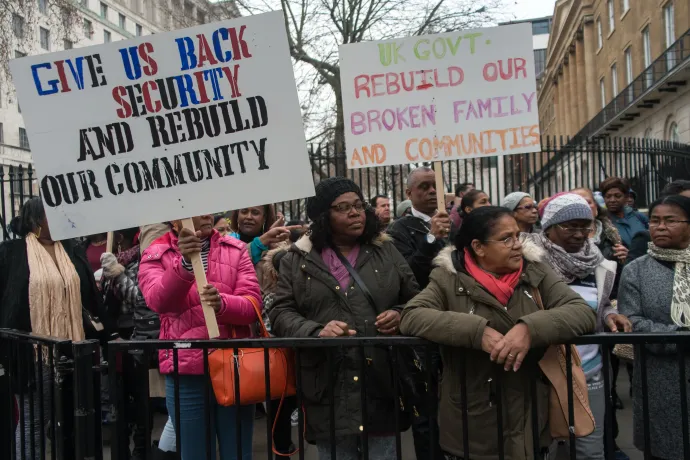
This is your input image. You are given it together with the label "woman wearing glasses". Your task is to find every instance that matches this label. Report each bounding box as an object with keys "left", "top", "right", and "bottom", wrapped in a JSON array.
[
  {"left": 521, "top": 194, "right": 631, "bottom": 460},
  {"left": 503, "top": 192, "right": 540, "bottom": 234},
  {"left": 270, "top": 177, "right": 419, "bottom": 460},
  {"left": 619, "top": 194, "right": 690, "bottom": 460},
  {"left": 401, "top": 205, "right": 597, "bottom": 460}
]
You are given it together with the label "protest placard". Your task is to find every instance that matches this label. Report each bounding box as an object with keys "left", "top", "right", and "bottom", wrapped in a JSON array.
[
  {"left": 10, "top": 10, "right": 314, "bottom": 241},
  {"left": 339, "top": 23, "right": 540, "bottom": 170}
]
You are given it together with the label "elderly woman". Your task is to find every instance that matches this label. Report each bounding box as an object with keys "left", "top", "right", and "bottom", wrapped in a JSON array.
[
  {"left": 400, "top": 206, "right": 597, "bottom": 460},
  {"left": 522, "top": 194, "right": 631, "bottom": 460},
  {"left": 270, "top": 177, "right": 419, "bottom": 460},
  {"left": 619, "top": 195, "right": 690, "bottom": 459},
  {"left": 138, "top": 214, "right": 262, "bottom": 460},
  {"left": 503, "top": 191, "right": 539, "bottom": 233}
]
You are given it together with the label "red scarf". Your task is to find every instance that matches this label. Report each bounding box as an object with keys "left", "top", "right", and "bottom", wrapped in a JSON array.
[{"left": 463, "top": 249, "right": 523, "bottom": 306}]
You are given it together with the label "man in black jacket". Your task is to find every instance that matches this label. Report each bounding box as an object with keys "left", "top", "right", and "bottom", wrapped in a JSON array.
[
  {"left": 388, "top": 166, "right": 451, "bottom": 460},
  {"left": 389, "top": 167, "right": 452, "bottom": 289}
]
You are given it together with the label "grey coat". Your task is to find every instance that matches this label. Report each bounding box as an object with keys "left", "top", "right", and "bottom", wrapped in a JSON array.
[{"left": 619, "top": 255, "right": 690, "bottom": 459}]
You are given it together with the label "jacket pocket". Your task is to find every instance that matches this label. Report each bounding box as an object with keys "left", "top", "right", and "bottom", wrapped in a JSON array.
[{"left": 297, "top": 350, "right": 331, "bottom": 404}]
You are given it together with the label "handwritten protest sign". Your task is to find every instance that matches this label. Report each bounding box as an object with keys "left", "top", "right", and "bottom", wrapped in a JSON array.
[
  {"left": 10, "top": 11, "right": 313, "bottom": 241},
  {"left": 339, "top": 23, "right": 540, "bottom": 169}
]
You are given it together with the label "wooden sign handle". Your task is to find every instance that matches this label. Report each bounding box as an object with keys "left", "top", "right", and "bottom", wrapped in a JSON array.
[
  {"left": 106, "top": 232, "right": 114, "bottom": 253},
  {"left": 180, "top": 218, "right": 220, "bottom": 339},
  {"left": 434, "top": 162, "right": 445, "bottom": 213}
]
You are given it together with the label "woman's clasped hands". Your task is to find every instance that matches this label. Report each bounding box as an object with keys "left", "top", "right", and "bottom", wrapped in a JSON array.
[{"left": 481, "top": 323, "right": 532, "bottom": 372}]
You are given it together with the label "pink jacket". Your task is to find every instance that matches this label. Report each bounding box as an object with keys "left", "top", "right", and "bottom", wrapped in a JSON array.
[{"left": 138, "top": 230, "right": 262, "bottom": 375}]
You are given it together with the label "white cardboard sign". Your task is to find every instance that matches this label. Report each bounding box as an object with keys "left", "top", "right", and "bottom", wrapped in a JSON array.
[
  {"left": 10, "top": 11, "right": 313, "bottom": 240},
  {"left": 339, "top": 23, "right": 541, "bottom": 169}
]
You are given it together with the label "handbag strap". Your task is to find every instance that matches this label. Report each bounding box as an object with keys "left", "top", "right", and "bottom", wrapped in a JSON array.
[
  {"left": 531, "top": 287, "right": 582, "bottom": 368},
  {"left": 230, "top": 295, "right": 270, "bottom": 339},
  {"left": 333, "top": 249, "right": 377, "bottom": 310}
]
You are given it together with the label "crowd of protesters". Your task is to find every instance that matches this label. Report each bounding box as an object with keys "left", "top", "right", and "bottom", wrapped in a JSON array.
[{"left": 2, "top": 173, "right": 690, "bottom": 460}]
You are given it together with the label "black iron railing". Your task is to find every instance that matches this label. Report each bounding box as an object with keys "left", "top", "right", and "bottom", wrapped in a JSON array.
[{"left": 2, "top": 329, "right": 690, "bottom": 460}]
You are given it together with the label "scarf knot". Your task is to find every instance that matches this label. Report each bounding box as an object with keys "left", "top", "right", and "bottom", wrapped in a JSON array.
[{"left": 648, "top": 243, "right": 690, "bottom": 327}]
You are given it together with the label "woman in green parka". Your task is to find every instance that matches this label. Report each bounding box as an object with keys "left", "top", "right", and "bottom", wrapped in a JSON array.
[{"left": 400, "top": 206, "right": 597, "bottom": 460}]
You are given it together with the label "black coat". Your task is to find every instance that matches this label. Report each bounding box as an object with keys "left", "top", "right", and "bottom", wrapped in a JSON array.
[
  {"left": 388, "top": 215, "right": 451, "bottom": 289},
  {"left": 0, "top": 238, "right": 114, "bottom": 388}
]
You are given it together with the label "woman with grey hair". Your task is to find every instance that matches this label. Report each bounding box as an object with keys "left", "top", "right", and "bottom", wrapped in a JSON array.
[{"left": 503, "top": 192, "right": 539, "bottom": 233}]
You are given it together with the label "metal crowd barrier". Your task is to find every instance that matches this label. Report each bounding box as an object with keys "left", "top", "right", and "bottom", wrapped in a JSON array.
[{"left": 2, "top": 329, "right": 689, "bottom": 460}]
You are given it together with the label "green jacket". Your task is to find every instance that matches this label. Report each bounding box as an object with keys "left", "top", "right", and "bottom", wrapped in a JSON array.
[
  {"left": 269, "top": 234, "right": 420, "bottom": 441},
  {"left": 400, "top": 247, "right": 596, "bottom": 460}
]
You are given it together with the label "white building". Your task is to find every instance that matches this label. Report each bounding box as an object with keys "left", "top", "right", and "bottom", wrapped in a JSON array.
[{"left": 0, "top": 0, "right": 238, "bottom": 235}]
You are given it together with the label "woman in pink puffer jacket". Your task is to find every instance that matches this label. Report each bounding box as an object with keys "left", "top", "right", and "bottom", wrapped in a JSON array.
[{"left": 139, "top": 214, "right": 261, "bottom": 460}]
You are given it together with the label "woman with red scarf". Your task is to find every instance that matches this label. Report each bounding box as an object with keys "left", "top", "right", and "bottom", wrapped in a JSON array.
[{"left": 400, "top": 206, "right": 596, "bottom": 460}]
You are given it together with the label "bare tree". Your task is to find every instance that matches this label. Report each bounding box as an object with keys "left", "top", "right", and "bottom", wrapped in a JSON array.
[
  {"left": 0, "top": 0, "right": 81, "bottom": 84},
  {"left": 236, "top": 0, "right": 504, "bottom": 175}
]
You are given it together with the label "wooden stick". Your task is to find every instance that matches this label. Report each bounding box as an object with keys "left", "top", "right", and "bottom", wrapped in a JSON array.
[
  {"left": 180, "top": 218, "right": 220, "bottom": 339},
  {"left": 433, "top": 161, "right": 445, "bottom": 212},
  {"left": 106, "top": 232, "right": 114, "bottom": 253}
]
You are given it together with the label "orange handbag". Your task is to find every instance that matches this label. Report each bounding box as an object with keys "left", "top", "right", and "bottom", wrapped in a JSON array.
[{"left": 208, "top": 296, "right": 297, "bottom": 406}]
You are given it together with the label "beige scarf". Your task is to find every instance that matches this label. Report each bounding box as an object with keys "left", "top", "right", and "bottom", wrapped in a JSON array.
[{"left": 26, "top": 233, "right": 85, "bottom": 341}]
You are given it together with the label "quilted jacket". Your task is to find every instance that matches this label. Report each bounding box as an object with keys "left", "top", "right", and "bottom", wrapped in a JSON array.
[{"left": 138, "top": 230, "right": 262, "bottom": 375}]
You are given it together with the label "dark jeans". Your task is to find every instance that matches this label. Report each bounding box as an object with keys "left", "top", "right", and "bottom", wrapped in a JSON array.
[{"left": 267, "top": 396, "right": 297, "bottom": 458}]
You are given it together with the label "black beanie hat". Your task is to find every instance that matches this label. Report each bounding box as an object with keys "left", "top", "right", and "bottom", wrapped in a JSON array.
[{"left": 307, "top": 177, "right": 363, "bottom": 220}]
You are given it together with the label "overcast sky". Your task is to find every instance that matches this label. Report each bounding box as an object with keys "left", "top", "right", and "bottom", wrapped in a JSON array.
[{"left": 504, "top": 0, "right": 557, "bottom": 21}]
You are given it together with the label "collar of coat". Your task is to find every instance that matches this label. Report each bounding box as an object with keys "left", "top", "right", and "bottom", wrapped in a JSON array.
[{"left": 292, "top": 232, "right": 391, "bottom": 254}]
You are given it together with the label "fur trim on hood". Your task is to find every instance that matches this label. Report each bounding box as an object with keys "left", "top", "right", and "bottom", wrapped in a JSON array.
[
  {"left": 293, "top": 232, "right": 392, "bottom": 254},
  {"left": 433, "top": 241, "right": 545, "bottom": 276}
]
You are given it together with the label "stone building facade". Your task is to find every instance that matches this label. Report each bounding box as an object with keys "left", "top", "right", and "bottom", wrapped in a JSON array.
[{"left": 537, "top": 0, "right": 690, "bottom": 142}]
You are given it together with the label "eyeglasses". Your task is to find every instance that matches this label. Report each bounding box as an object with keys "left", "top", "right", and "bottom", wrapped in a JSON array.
[
  {"left": 515, "top": 204, "right": 537, "bottom": 211},
  {"left": 649, "top": 219, "right": 690, "bottom": 228},
  {"left": 331, "top": 201, "right": 366, "bottom": 214},
  {"left": 485, "top": 234, "right": 523, "bottom": 248},
  {"left": 557, "top": 224, "right": 594, "bottom": 235}
]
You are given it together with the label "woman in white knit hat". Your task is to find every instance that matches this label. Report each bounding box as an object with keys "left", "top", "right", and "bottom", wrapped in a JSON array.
[
  {"left": 522, "top": 193, "right": 631, "bottom": 460},
  {"left": 503, "top": 192, "right": 539, "bottom": 234}
]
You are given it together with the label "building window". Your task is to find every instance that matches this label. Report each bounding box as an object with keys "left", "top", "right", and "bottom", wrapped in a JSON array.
[
  {"left": 39, "top": 27, "right": 50, "bottom": 50},
  {"left": 83, "top": 19, "right": 93, "bottom": 37},
  {"left": 12, "top": 14, "right": 25, "bottom": 39},
  {"left": 531, "top": 20, "right": 550, "bottom": 35},
  {"left": 600, "top": 78, "right": 606, "bottom": 109},
  {"left": 119, "top": 13, "right": 126, "bottom": 29},
  {"left": 668, "top": 122, "right": 680, "bottom": 143},
  {"left": 664, "top": 2, "right": 675, "bottom": 47},
  {"left": 534, "top": 49, "right": 546, "bottom": 79},
  {"left": 624, "top": 47, "right": 633, "bottom": 83},
  {"left": 596, "top": 19, "right": 603, "bottom": 50},
  {"left": 607, "top": 0, "right": 615, "bottom": 33},
  {"left": 621, "top": 0, "right": 629, "bottom": 14},
  {"left": 197, "top": 10, "right": 206, "bottom": 24},
  {"left": 38, "top": 0, "right": 48, "bottom": 14},
  {"left": 64, "top": 39, "right": 73, "bottom": 49},
  {"left": 0, "top": 123, "right": 3, "bottom": 144},
  {"left": 100, "top": 2, "right": 108, "bottom": 19},
  {"left": 136, "top": 24, "right": 142, "bottom": 36},
  {"left": 104, "top": 30, "right": 111, "bottom": 43},
  {"left": 642, "top": 26, "right": 652, "bottom": 88},
  {"left": 19, "top": 128, "right": 30, "bottom": 149},
  {"left": 611, "top": 64, "right": 618, "bottom": 96}
]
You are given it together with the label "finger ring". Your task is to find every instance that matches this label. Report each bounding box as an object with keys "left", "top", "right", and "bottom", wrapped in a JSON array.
[{"left": 508, "top": 353, "right": 515, "bottom": 358}]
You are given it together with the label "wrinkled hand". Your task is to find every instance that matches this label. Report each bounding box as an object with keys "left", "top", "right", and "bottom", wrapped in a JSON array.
[
  {"left": 481, "top": 326, "right": 504, "bottom": 355},
  {"left": 375, "top": 310, "right": 401, "bottom": 335},
  {"left": 100, "top": 252, "right": 124, "bottom": 279},
  {"left": 259, "top": 225, "right": 303, "bottom": 248},
  {"left": 606, "top": 313, "right": 632, "bottom": 333},
  {"left": 612, "top": 244, "right": 628, "bottom": 263},
  {"left": 319, "top": 321, "right": 357, "bottom": 337},
  {"left": 491, "top": 323, "right": 532, "bottom": 372},
  {"left": 430, "top": 211, "right": 451, "bottom": 240},
  {"left": 178, "top": 227, "right": 203, "bottom": 263},
  {"left": 200, "top": 284, "right": 222, "bottom": 313}
]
